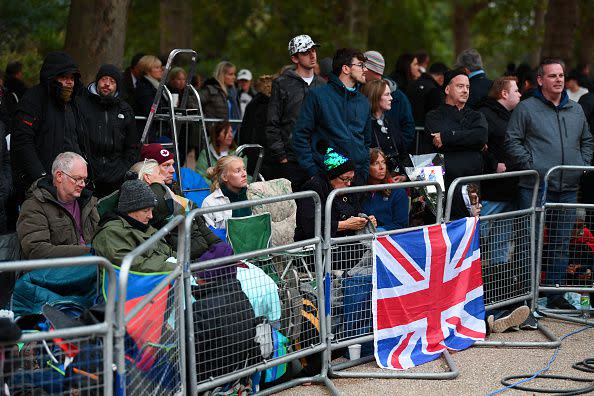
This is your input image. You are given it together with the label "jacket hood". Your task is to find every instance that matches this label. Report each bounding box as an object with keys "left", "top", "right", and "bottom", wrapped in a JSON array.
[
  {"left": 28, "top": 175, "right": 94, "bottom": 207},
  {"left": 87, "top": 82, "right": 120, "bottom": 103},
  {"left": 383, "top": 76, "right": 399, "bottom": 93},
  {"left": 534, "top": 86, "right": 570, "bottom": 109},
  {"left": 39, "top": 51, "right": 83, "bottom": 98},
  {"left": 39, "top": 52, "right": 81, "bottom": 84}
]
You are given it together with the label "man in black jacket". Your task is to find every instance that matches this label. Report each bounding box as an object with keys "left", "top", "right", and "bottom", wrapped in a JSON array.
[
  {"left": 80, "top": 64, "right": 139, "bottom": 198},
  {"left": 265, "top": 34, "right": 325, "bottom": 189},
  {"left": 11, "top": 52, "right": 88, "bottom": 203},
  {"left": 423, "top": 68, "right": 488, "bottom": 219}
]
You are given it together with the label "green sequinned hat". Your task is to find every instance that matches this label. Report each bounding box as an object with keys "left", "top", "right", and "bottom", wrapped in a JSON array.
[{"left": 324, "top": 147, "right": 354, "bottom": 180}]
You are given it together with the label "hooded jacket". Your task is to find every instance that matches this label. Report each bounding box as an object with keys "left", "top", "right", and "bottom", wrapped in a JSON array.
[
  {"left": 11, "top": 52, "right": 88, "bottom": 190},
  {"left": 505, "top": 89, "right": 593, "bottom": 192},
  {"left": 292, "top": 73, "right": 372, "bottom": 179},
  {"left": 11, "top": 52, "right": 88, "bottom": 192},
  {"left": 16, "top": 176, "right": 99, "bottom": 259},
  {"left": 92, "top": 211, "right": 175, "bottom": 273},
  {"left": 265, "top": 69, "right": 326, "bottom": 162},
  {"left": 80, "top": 80, "right": 139, "bottom": 198}
]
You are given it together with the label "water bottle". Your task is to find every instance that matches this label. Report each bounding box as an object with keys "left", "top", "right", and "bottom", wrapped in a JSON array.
[{"left": 580, "top": 293, "right": 591, "bottom": 318}]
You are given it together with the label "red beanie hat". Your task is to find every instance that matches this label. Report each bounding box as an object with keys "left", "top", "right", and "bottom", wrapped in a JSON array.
[{"left": 140, "top": 144, "right": 174, "bottom": 164}]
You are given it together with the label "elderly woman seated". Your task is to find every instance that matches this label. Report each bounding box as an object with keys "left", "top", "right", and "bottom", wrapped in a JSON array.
[
  {"left": 92, "top": 179, "right": 176, "bottom": 273},
  {"left": 131, "top": 159, "right": 222, "bottom": 259}
]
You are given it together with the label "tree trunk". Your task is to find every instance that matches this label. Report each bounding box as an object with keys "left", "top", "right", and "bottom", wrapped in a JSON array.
[
  {"left": 64, "top": 0, "right": 130, "bottom": 85},
  {"left": 160, "top": 0, "right": 193, "bottom": 63},
  {"left": 451, "top": 0, "right": 488, "bottom": 60},
  {"left": 527, "top": 0, "right": 547, "bottom": 68},
  {"left": 541, "top": 0, "right": 579, "bottom": 63},
  {"left": 331, "top": 0, "right": 369, "bottom": 51},
  {"left": 577, "top": 0, "right": 594, "bottom": 67}
]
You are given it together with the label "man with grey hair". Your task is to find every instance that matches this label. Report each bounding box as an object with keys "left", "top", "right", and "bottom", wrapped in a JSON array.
[
  {"left": 17, "top": 151, "right": 99, "bottom": 259},
  {"left": 455, "top": 48, "right": 492, "bottom": 108}
]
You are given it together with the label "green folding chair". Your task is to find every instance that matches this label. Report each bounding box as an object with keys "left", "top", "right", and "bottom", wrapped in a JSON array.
[{"left": 226, "top": 212, "right": 280, "bottom": 282}]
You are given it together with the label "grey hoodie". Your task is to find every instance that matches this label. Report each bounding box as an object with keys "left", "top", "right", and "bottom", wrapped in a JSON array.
[{"left": 505, "top": 90, "right": 593, "bottom": 192}]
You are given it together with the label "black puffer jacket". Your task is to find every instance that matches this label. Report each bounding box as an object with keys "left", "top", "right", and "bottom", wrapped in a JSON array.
[
  {"left": 11, "top": 52, "right": 88, "bottom": 193},
  {"left": 80, "top": 83, "right": 139, "bottom": 198},
  {"left": 198, "top": 78, "right": 229, "bottom": 120},
  {"left": 265, "top": 69, "right": 325, "bottom": 163},
  {"left": 476, "top": 97, "right": 518, "bottom": 201}
]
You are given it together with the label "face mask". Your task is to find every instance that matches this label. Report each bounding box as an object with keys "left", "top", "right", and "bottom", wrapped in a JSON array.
[{"left": 60, "top": 85, "right": 73, "bottom": 102}]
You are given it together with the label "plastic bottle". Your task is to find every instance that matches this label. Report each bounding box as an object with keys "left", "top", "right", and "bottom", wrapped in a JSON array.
[{"left": 580, "top": 293, "right": 591, "bottom": 318}]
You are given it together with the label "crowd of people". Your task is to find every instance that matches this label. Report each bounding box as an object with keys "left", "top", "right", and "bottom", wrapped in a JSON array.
[{"left": 0, "top": 33, "right": 593, "bottom": 391}]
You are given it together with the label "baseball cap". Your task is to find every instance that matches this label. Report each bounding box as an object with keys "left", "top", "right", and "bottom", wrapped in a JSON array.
[
  {"left": 237, "top": 69, "right": 252, "bottom": 81},
  {"left": 288, "top": 35, "right": 320, "bottom": 56}
]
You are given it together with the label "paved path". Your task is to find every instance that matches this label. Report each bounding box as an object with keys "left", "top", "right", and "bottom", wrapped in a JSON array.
[{"left": 277, "top": 318, "right": 594, "bottom": 395}]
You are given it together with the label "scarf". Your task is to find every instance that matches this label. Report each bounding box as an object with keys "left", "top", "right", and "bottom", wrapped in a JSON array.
[{"left": 220, "top": 184, "right": 252, "bottom": 218}]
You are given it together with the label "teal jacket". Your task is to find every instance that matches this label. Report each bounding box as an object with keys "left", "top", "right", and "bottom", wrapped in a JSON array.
[{"left": 292, "top": 73, "right": 371, "bottom": 179}]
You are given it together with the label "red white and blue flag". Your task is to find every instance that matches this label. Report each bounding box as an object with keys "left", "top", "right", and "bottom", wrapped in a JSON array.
[{"left": 372, "top": 217, "right": 485, "bottom": 370}]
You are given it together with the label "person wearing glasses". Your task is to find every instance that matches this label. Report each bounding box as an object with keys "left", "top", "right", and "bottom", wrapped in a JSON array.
[
  {"left": 292, "top": 48, "right": 372, "bottom": 185},
  {"left": 16, "top": 151, "right": 99, "bottom": 260},
  {"left": 294, "top": 145, "right": 376, "bottom": 241}
]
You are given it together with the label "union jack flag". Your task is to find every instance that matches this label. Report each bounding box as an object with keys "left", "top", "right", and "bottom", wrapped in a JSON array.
[{"left": 372, "top": 217, "right": 485, "bottom": 370}]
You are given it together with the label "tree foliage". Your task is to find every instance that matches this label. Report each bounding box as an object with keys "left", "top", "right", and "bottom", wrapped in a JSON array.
[{"left": 2, "top": 0, "right": 593, "bottom": 85}]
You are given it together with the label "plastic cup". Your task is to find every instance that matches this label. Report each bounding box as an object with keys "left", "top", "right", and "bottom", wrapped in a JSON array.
[{"left": 348, "top": 344, "right": 362, "bottom": 360}]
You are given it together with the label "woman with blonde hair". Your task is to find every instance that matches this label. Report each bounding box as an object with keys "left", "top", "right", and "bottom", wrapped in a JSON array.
[
  {"left": 133, "top": 55, "right": 164, "bottom": 139},
  {"left": 198, "top": 61, "right": 241, "bottom": 120},
  {"left": 201, "top": 155, "right": 250, "bottom": 229}
]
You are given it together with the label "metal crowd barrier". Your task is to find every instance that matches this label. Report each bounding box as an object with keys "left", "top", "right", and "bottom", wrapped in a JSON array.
[
  {"left": 445, "top": 171, "right": 560, "bottom": 348},
  {"left": 536, "top": 165, "right": 594, "bottom": 326},
  {"left": 183, "top": 192, "right": 339, "bottom": 395},
  {"left": 324, "top": 181, "right": 461, "bottom": 380},
  {"left": 115, "top": 215, "right": 187, "bottom": 396},
  {"left": 1, "top": 256, "right": 116, "bottom": 395}
]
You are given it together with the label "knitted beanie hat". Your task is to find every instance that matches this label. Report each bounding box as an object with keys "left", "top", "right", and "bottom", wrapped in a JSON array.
[
  {"left": 118, "top": 179, "right": 157, "bottom": 213},
  {"left": 95, "top": 64, "right": 122, "bottom": 89},
  {"left": 140, "top": 144, "right": 174, "bottom": 164},
  {"left": 324, "top": 147, "right": 355, "bottom": 180},
  {"left": 364, "top": 50, "right": 385, "bottom": 75}
]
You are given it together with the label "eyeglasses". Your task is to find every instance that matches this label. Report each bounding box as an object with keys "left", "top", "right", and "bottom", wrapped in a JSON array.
[
  {"left": 62, "top": 171, "right": 89, "bottom": 186},
  {"left": 337, "top": 175, "right": 354, "bottom": 183},
  {"left": 350, "top": 63, "right": 367, "bottom": 70},
  {"left": 376, "top": 118, "right": 388, "bottom": 134}
]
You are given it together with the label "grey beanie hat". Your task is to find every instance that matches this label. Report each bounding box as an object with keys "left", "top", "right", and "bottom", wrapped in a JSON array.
[{"left": 118, "top": 179, "right": 157, "bottom": 213}]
